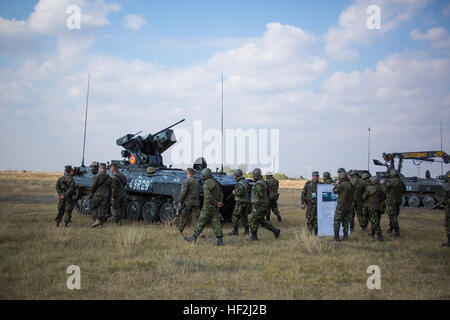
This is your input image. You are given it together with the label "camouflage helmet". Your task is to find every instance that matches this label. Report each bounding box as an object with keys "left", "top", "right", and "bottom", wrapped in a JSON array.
[
  {"left": 337, "top": 167, "right": 346, "bottom": 174},
  {"left": 390, "top": 169, "right": 399, "bottom": 177},
  {"left": 323, "top": 171, "right": 331, "bottom": 179},
  {"left": 99, "top": 163, "right": 107, "bottom": 169},
  {"left": 312, "top": 171, "right": 319, "bottom": 177},
  {"left": 265, "top": 171, "right": 273, "bottom": 176},
  {"left": 446, "top": 170, "right": 450, "bottom": 182},
  {"left": 252, "top": 168, "right": 262, "bottom": 178},
  {"left": 369, "top": 176, "right": 379, "bottom": 184},
  {"left": 350, "top": 170, "right": 358, "bottom": 176},
  {"left": 338, "top": 171, "right": 347, "bottom": 179},
  {"left": 64, "top": 165, "right": 73, "bottom": 173},
  {"left": 234, "top": 169, "right": 243, "bottom": 177},
  {"left": 201, "top": 168, "right": 212, "bottom": 178},
  {"left": 90, "top": 161, "right": 99, "bottom": 168},
  {"left": 361, "top": 172, "right": 371, "bottom": 180}
]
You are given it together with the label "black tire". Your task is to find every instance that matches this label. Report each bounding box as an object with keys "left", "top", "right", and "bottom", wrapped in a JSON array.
[
  {"left": 159, "top": 203, "right": 175, "bottom": 223},
  {"left": 80, "top": 196, "right": 91, "bottom": 215},
  {"left": 142, "top": 201, "right": 159, "bottom": 223},
  {"left": 408, "top": 195, "right": 420, "bottom": 208},
  {"left": 127, "top": 201, "right": 142, "bottom": 221},
  {"left": 422, "top": 195, "right": 435, "bottom": 209}
]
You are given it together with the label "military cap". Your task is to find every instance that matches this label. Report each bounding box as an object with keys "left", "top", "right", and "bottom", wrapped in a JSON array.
[
  {"left": 65, "top": 165, "right": 73, "bottom": 173},
  {"left": 361, "top": 172, "right": 371, "bottom": 180},
  {"left": 312, "top": 171, "right": 319, "bottom": 177},
  {"left": 338, "top": 171, "right": 347, "bottom": 179},
  {"left": 337, "top": 167, "right": 346, "bottom": 174},
  {"left": 350, "top": 170, "right": 359, "bottom": 176},
  {"left": 99, "top": 163, "right": 107, "bottom": 169},
  {"left": 252, "top": 168, "right": 262, "bottom": 178},
  {"left": 323, "top": 171, "right": 331, "bottom": 179},
  {"left": 90, "top": 161, "right": 99, "bottom": 168},
  {"left": 369, "top": 176, "right": 379, "bottom": 184},
  {"left": 234, "top": 169, "right": 243, "bottom": 177},
  {"left": 201, "top": 168, "right": 212, "bottom": 177},
  {"left": 265, "top": 171, "right": 273, "bottom": 176}
]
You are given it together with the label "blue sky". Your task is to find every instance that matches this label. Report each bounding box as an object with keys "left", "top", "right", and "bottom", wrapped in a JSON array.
[{"left": 0, "top": 0, "right": 449, "bottom": 177}]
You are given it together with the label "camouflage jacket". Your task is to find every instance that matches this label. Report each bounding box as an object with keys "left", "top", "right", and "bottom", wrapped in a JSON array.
[
  {"left": 251, "top": 178, "right": 269, "bottom": 205},
  {"left": 90, "top": 173, "right": 112, "bottom": 198},
  {"left": 178, "top": 176, "right": 200, "bottom": 206},
  {"left": 333, "top": 178, "right": 354, "bottom": 208},
  {"left": 350, "top": 177, "right": 366, "bottom": 202},
  {"left": 267, "top": 177, "right": 279, "bottom": 199},
  {"left": 323, "top": 179, "right": 334, "bottom": 184},
  {"left": 386, "top": 177, "right": 406, "bottom": 202},
  {"left": 442, "top": 182, "right": 450, "bottom": 207},
  {"left": 56, "top": 174, "right": 75, "bottom": 199},
  {"left": 111, "top": 172, "right": 127, "bottom": 200},
  {"left": 203, "top": 177, "right": 223, "bottom": 208},
  {"left": 362, "top": 184, "right": 386, "bottom": 210},
  {"left": 301, "top": 180, "right": 321, "bottom": 205},
  {"left": 234, "top": 178, "right": 250, "bottom": 203}
]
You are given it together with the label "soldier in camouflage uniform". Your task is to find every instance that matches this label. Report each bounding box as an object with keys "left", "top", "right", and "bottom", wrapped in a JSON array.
[
  {"left": 55, "top": 165, "right": 76, "bottom": 227},
  {"left": 301, "top": 171, "right": 321, "bottom": 235},
  {"left": 363, "top": 176, "right": 385, "bottom": 241},
  {"left": 442, "top": 171, "right": 450, "bottom": 247},
  {"left": 323, "top": 171, "right": 333, "bottom": 184},
  {"left": 89, "top": 163, "right": 113, "bottom": 228},
  {"left": 228, "top": 169, "right": 250, "bottom": 236},
  {"left": 266, "top": 172, "right": 282, "bottom": 222},
  {"left": 110, "top": 164, "right": 128, "bottom": 225},
  {"left": 184, "top": 168, "right": 224, "bottom": 246},
  {"left": 385, "top": 169, "right": 406, "bottom": 238},
  {"left": 177, "top": 168, "right": 200, "bottom": 233},
  {"left": 360, "top": 172, "right": 371, "bottom": 231},
  {"left": 248, "top": 168, "right": 280, "bottom": 240},
  {"left": 332, "top": 171, "right": 354, "bottom": 241},
  {"left": 349, "top": 170, "right": 368, "bottom": 231}
]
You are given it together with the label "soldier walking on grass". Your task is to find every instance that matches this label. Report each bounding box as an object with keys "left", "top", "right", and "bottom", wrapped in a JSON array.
[
  {"left": 362, "top": 176, "right": 386, "bottom": 241},
  {"left": 248, "top": 168, "right": 280, "bottom": 241},
  {"left": 442, "top": 171, "right": 450, "bottom": 247},
  {"left": 177, "top": 168, "right": 200, "bottom": 234},
  {"left": 349, "top": 170, "right": 368, "bottom": 231},
  {"left": 55, "top": 165, "right": 76, "bottom": 227},
  {"left": 228, "top": 169, "right": 251, "bottom": 236},
  {"left": 266, "top": 172, "right": 282, "bottom": 222},
  {"left": 184, "top": 168, "right": 224, "bottom": 246},
  {"left": 110, "top": 164, "right": 127, "bottom": 226},
  {"left": 89, "top": 163, "right": 112, "bottom": 228},
  {"left": 332, "top": 170, "right": 354, "bottom": 241},
  {"left": 301, "top": 171, "right": 321, "bottom": 235},
  {"left": 385, "top": 169, "right": 406, "bottom": 238}
]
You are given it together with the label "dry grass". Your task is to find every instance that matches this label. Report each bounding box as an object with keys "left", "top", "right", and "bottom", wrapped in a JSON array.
[{"left": 0, "top": 173, "right": 449, "bottom": 300}]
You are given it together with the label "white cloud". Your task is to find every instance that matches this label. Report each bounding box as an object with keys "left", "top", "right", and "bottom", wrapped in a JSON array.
[
  {"left": 123, "top": 14, "right": 147, "bottom": 30},
  {"left": 410, "top": 27, "right": 450, "bottom": 49}
]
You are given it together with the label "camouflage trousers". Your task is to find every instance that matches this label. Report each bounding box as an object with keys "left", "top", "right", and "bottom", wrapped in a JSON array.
[
  {"left": 56, "top": 198, "right": 74, "bottom": 224},
  {"left": 368, "top": 208, "right": 383, "bottom": 235},
  {"left": 386, "top": 199, "right": 402, "bottom": 231},
  {"left": 305, "top": 203, "right": 317, "bottom": 232},
  {"left": 89, "top": 195, "right": 109, "bottom": 221},
  {"left": 334, "top": 205, "right": 351, "bottom": 236},
  {"left": 445, "top": 205, "right": 450, "bottom": 239},
  {"left": 112, "top": 197, "right": 127, "bottom": 223},
  {"left": 178, "top": 205, "right": 200, "bottom": 232},
  {"left": 267, "top": 198, "right": 280, "bottom": 220},
  {"left": 352, "top": 201, "right": 367, "bottom": 229},
  {"left": 249, "top": 203, "right": 274, "bottom": 234},
  {"left": 231, "top": 202, "right": 250, "bottom": 228},
  {"left": 193, "top": 205, "right": 223, "bottom": 238}
]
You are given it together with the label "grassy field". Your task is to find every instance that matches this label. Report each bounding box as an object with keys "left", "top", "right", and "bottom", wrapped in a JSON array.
[{"left": 0, "top": 172, "right": 449, "bottom": 299}]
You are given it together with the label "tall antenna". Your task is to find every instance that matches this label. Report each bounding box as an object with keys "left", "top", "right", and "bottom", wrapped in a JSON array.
[
  {"left": 221, "top": 73, "right": 224, "bottom": 173},
  {"left": 81, "top": 73, "right": 90, "bottom": 167},
  {"left": 441, "top": 121, "right": 443, "bottom": 175},
  {"left": 368, "top": 127, "right": 371, "bottom": 172}
]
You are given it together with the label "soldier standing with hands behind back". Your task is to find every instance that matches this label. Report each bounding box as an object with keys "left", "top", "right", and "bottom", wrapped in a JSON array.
[
  {"left": 89, "top": 163, "right": 112, "bottom": 228},
  {"left": 385, "top": 169, "right": 406, "bottom": 238},
  {"left": 110, "top": 164, "right": 127, "bottom": 226},
  {"left": 363, "top": 176, "right": 386, "bottom": 241},
  {"left": 332, "top": 170, "right": 354, "bottom": 242},
  {"left": 301, "top": 171, "right": 321, "bottom": 235},
  {"left": 55, "top": 165, "right": 76, "bottom": 227}
]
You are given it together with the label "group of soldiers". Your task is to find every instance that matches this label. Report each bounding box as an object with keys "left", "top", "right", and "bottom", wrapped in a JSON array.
[
  {"left": 181, "top": 167, "right": 280, "bottom": 246},
  {"left": 55, "top": 162, "right": 128, "bottom": 228},
  {"left": 56, "top": 162, "right": 450, "bottom": 247}
]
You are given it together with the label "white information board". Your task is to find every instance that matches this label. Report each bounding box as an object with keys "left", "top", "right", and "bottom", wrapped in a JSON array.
[{"left": 317, "top": 184, "right": 349, "bottom": 237}]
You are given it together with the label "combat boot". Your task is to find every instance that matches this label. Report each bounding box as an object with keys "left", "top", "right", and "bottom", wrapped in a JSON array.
[
  {"left": 243, "top": 226, "right": 250, "bottom": 235},
  {"left": 248, "top": 232, "right": 258, "bottom": 241},
  {"left": 361, "top": 226, "right": 367, "bottom": 231},
  {"left": 377, "top": 233, "right": 384, "bottom": 242},
  {"left": 271, "top": 226, "right": 280, "bottom": 239},
  {"left": 394, "top": 229, "right": 400, "bottom": 238},
  {"left": 369, "top": 231, "right": 375, "bottom": 239},
  {"left": 342, "top": 234, "right": 349, "bottom": 241},
  {"left": 216, "top": 236, "right": 224, "bottom": 246},
  {"left": 56, "top": 220, "right": 60, "bottom": 227},
  {"left": 91, "top": 219, "right": 101, "bottom": 228},
  {"left": 184, "top": 234, "right": 198, "bottom": 243},
  {"left": 276, "top": 213, "right": 282, "bottom": 222},
  {"left": 64, "top": 221, "right": 70, "bottom": 227},
  {"left": 314, "top": 228, "right": 318, "bottom": 236},
  {"left": 228, "top": 226, "right": 239, "bottom": 236},
  {"left": 332, "top": 230, "right": 340, "bottom": 242},
  {"left": 442, "top": 237, "right": 450, "bottom": 247},
  {"left": 387, "top": 227, "right": 392, "bottom": 235}
]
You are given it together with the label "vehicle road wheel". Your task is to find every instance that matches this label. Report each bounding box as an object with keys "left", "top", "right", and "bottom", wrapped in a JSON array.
[
  {"left": 159, "top": 202, "right": 175, "bottom": 223},
  {"left": 408, "top": 195, "right": 420, "bottom": 208},
  {"left": 80, "top": 196, "right": 91, "bottom": 215},
  {"left": 422, "top": 195, "right": 435, "bottom": 209},
  {"left": 142, "top": 201, "right": 159, "bottom": 223},
  {"left": 127, "top": 201, "right": 142, "bottom": 221}
]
